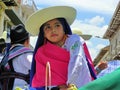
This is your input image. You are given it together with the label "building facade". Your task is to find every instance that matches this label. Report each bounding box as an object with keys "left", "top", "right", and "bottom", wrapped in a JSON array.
[
  {"left": 94, "top": 1, "right": 120, "bottom": 66},
  {"left": 0, "top": 0, "right": 37, "bottom": 39}
]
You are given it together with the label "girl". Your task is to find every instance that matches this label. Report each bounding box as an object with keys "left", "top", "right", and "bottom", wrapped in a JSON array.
[{"left": 25, "top": 6, "right": 96, "bottom": 90}]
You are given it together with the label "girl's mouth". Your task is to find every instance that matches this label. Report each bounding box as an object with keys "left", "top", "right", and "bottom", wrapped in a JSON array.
[{"left": 51, "top": 34, "right": 58, "bottom": 37}]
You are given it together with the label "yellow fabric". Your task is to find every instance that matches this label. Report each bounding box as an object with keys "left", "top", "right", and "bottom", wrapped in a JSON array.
[
  {"left": 15, "top": 87, "right": 22, "bottom": 90},
  {"left": 68, "top": 84, "right": 78, "bottom": 90}
]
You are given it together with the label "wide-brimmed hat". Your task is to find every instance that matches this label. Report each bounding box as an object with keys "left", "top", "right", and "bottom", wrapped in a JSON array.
[
  {"left": 72, "top": 29, "right": 92, "bottom": 40},
  {"left": 25, "top": 6, "right": 76, "bottom": 36},
  {"left": 10, "top": 24, "right": 29, "bottom": 44}
]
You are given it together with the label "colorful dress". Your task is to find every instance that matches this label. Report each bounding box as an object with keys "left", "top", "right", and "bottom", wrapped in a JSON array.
[{"left": 30, "top": 34, "right": 95, "bottom": 90}]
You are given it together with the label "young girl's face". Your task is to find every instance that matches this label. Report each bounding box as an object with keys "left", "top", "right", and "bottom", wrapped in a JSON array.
[{"left": 43, "top": 19, "right": 65, "bottom": 44}]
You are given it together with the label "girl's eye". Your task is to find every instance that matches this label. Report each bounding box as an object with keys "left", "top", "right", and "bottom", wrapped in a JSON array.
[
  {"left": 44, "top": 26, "right": 51, "bottom": 30},
  {"left": 55, "top": 24, "right": 61, "bottom": 28},
  {"left": 47, "top": 26, "right": 51, "bottom": 29}
]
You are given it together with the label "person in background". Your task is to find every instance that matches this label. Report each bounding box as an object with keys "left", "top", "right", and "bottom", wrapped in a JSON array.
[
  {"left": 3, "top": 24, "right": 33, "bottom": 90},
  {"left": 11, "top": 24, "right": 33, "bottom": 90},
  {"left": 0, "top": 38, "right": 6, "bottom": 89},
  {"left": 0, "top": 38, "right": 6, "bottom": 62},
  {"left": 95, "top": 61, "right": 108, "bottom": 74},
  {"left": 72, "top": 29, "right": 92, "bottom": 41},
  {"left": 25, "top": 6, "right": 96, "bottom": 90},
  {"left": 97, "top": 52, "right": 120, "bottom": 78}
]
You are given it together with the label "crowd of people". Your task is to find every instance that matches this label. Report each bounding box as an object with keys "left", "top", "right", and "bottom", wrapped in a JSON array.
[{"left": 0, "top": 5, "right": 120, "bottom": 90}]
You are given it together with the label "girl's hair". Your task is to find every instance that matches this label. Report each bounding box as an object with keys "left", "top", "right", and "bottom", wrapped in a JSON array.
[
  {"left": 0, "top": 38, "right": 6, "bottom": 53},
  {"left": 34, "top": 18, "right": 72, "bottom": 53}
]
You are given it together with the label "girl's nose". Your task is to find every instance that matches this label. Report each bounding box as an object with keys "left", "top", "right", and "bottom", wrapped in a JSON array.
[{"left": 52, "top": 28, "right": 56, "bottom": 32}]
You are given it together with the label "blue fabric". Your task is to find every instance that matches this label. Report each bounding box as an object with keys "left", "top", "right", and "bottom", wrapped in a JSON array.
[
  {"left": 86, "top": 56, "right": 97, "bottom": 79},
  {"left": 97, "top": 60, "right": 120, "bottom": 78},
  {"left": 30, "top": 56, "right": 36, "bottom": 86},
  {"left": 30, "top": 86, "right": 45, "bottom": 90},
  {"left": 6, "top": 43, "right": 11, "bottom": 54}
]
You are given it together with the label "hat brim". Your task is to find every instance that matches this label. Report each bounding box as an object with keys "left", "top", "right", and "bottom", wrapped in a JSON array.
[
  {"left": 73, "top": 30, "right": 92, "bottom": 40},
  {"left": 25, "top": 6, "right": 76, "bottom": 36},
  {"left": 80, "top": 35, "right": 92, "bottom": 40}
]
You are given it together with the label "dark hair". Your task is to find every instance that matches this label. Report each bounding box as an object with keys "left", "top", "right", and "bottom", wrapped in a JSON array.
[
  {"left": 0, "top": 38, "right": 6, "bottom": 53},
  {"left": 12, "top": 37, "right": 29, "bottom": 45},
  {"left": 35, "top": 18, "right": 72, "bottom": 49},
  {"left": 10, "top": 24, "right": 29, "bottom": 44}
]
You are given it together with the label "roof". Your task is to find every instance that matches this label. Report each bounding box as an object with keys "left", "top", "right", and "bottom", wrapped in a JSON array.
[
  {"left": 94, "top": 46, "right": 110, "bottom": 66},
  {"left": 103, "top": 1, "right": 120, "bottom": 39}
]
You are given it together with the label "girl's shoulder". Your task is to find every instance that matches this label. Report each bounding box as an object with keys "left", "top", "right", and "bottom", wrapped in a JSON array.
[{"left": 64, "top": 34, "right": 84, "bottom": 50}]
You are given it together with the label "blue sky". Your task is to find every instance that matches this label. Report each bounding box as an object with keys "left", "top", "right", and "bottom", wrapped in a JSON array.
[{"left": 30, "top": 0, "right": 119, "bottom": 60}]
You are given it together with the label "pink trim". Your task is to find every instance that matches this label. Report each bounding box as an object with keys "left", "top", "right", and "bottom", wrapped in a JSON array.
[{"left": 83, "top": 43, "right": 97, "bottom": 78}]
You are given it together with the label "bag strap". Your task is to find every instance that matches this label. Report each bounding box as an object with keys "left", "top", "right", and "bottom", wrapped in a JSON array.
[
  {"left": 8, "top": 45, "right": 33, "bottom": 60},
  {"left": 0, "top": 46, "right": 18, "bottom": 68},
  {"left": 0, "top": 45, "right": 33, "bottom": 68},
  {"left": 0, "top": 45, "right": 32, "bottom": 90}
]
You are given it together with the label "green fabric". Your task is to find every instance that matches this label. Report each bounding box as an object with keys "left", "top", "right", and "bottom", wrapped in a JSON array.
[{"left": 78, "top": 68, "right": 120, "bottom": 90}]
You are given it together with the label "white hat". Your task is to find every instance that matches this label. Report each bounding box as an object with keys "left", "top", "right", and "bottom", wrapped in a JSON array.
[
  {"left": 25, "top": 6, "right": 76, "bottom": 36},
  {"left": 72, "top": 29, "right": 92, "bottom": 40}
]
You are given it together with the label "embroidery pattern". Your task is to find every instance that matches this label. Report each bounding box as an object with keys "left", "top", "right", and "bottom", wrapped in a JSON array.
[{"left": 71, "top": 41, "right": 78, "bottom": 50}]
